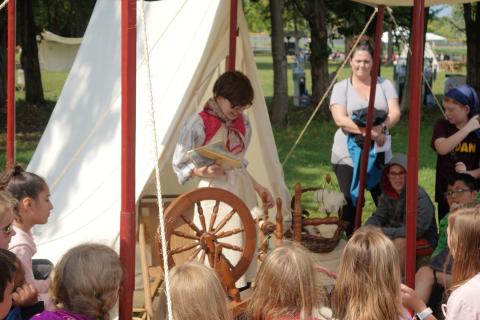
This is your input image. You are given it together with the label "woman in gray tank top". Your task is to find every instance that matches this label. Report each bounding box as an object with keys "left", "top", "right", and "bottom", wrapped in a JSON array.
[{"left": 329, "top": 36, "right": 400, "bottom": 236}]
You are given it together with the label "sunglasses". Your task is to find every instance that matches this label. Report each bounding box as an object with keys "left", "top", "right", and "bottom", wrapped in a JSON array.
[
  {"left": 444, "top": 188, "right": 471, "bottom": 198},
  {"left": 1, "top": 224, "right": 14, "bottom": 236}
]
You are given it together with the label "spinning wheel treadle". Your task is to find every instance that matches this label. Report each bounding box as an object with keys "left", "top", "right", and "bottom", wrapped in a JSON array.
[{"left": 155, "top": 187, "right": 256, "bottom": 282}]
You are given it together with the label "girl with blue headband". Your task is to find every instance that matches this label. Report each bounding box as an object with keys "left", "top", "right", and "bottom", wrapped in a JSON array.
[{"left": 431, "top": 84, "right": 480, "bottom": 221}]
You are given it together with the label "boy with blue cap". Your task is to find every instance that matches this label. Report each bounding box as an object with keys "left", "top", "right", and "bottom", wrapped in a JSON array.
[{"left": 431, "top": 84, "right": 480, "bottom": 220}]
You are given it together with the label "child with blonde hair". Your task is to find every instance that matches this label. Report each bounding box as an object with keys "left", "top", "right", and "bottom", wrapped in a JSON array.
[
  {"left": 402, "top": 205, "right": 480, "bottom": 319},
  {"left": 0, "top": 166, "right": 53, "bottom": 308},
  {"left": 158, "top": 262, "right": 231, "bottom": 320},
  {"left": 0, "top": 191, "right": 16, "bottom": 250},
  {"left": 33, "top": 243, "right": 123, "bottom": 320},
  {"left": 247, "top": 242, "right": 331, "bottom": 320},
  {"left": 331, "top": 226, "right": 410, "bottom": 320}
]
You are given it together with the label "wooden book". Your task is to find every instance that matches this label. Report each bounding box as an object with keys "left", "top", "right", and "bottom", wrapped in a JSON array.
[{"left": 187, "top": 141, "right": 243, "bottom": 169}]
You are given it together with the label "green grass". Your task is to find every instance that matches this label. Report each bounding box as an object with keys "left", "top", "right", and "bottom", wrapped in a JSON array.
[
  {"left": 256, "top": 54, "right": 453, "bottom": 220},
  {"left": 1, "top": 55, "right": 462, "bottom": 223}
]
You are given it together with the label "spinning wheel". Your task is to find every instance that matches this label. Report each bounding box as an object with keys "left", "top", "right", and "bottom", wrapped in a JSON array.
[{"left": 155, "top": 187, "right": 257, "bottom": 283}]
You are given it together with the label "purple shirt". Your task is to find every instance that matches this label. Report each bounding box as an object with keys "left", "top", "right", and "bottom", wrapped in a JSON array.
[{"left": 32, "top": 310, "right": 93, "bottom": 320}]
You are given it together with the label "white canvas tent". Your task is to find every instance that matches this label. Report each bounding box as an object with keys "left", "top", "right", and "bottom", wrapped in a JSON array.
[
  {"left": 38, "top": 30, "right": 82, "bottom": 71},
  {"left": 27, "top": 0, "right": 291, "bottom": 264}
]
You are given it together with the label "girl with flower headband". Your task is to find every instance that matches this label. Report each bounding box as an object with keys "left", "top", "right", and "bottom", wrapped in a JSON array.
[
  {"left": 172, "top": 71, "right": 274, "bottom": 286},
  {"left": 431, "top": 84, "right": 480, "bottom": 221}
]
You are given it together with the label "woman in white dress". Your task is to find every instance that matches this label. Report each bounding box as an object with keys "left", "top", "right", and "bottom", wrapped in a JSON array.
[{"left": 172, "top": 71, "right": 274, "bottom": 286}]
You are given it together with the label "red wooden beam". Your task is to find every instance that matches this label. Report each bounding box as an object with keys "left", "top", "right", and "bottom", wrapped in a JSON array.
[
  {"left": 354, "top": 6, "right": 385, "bottom": 230},
  {"left": 405, "top": 0, "right": 425, "bottom": 289},
  {"left": 119, "top": 0, "right": 136, "bottom": 319},
  {"left": 227, "top": 0, "right": 238, "bottom": 71},
  {"left": 6, "top": 0, "right": 16, "bottom": 168}
]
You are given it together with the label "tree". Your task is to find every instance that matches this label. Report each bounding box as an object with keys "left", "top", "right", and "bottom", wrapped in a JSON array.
[
  {"left": 269, "top": 0, "right": 288, "bottom": 124},
  {"left": 463, "top": 3, "right": 480, "bottom": 94},
  {"left": 0, "top": 11, "right": 7, "bottom": 112},
  {"left": 292, "top": 0, "right": 330, "bottom": 112},
  {"left": 18, "top": 0, "right": 44, "bottom": 105}
]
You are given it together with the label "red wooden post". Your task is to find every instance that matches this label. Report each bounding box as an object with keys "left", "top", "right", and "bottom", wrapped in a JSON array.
[
  {"left": 405, "top": 0, "right": 425, "bottom": 289},
  {"left": 227, "top": 0, "right": 238, "bottom": 71},
  {"left": 354, "top": 6, "right": 385, "bottom": 229},
  {"left": 6, "top": 0, "right": 16, "bottom": 168},
  {"left": 119, "top": 0, "right": 136, "bottom": 319}
]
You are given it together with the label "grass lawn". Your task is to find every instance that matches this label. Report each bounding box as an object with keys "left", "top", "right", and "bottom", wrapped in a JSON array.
[
  {"left": 1, "top": 54, "right": 462, "bottom": 221},
  {"left": 257, "top": 53, "right": 452, "bottom": 219}
]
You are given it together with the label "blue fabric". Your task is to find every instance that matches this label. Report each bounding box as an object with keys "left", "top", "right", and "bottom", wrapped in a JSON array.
[
  {"left": 445, "top": 85, "right": 480, "bottom": 138},
  {"left": 445, "top": 85, "right": 479, "bottom": 118},
  {"left": 6, "top": 306, "right": 22, "bottom": 320},
  {"left": 348, "top": 135, "right": 381, "bottom": 206},
  {"left": 348, "top": 109, "right": 386, "bottom": 206}
]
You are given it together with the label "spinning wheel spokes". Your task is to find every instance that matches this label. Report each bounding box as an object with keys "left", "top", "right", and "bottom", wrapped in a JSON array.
[
  {"left": 217, "top": 242, "right": 243, "bottom": 252},
  {"left": 172, "top": 230, "right": 200, "bottom": 240},
  {"left": 180, "top": 214, "right": 202, "bottom": 235},
  {"left": 213, "top": 209, "right": 236, "bottom": 234},
  {"left": 156, "top": 187, "right": 256, "bottom": 282},
  {"left": 170, "top": 242, "right": 199, "bottom": 255},
  {"left": 187, "top": 247, "right": 202, "bottom": 261},
  {"left": 216, "top": 227, "right": 244, "bottom": 239},
  {"left": 196, "top": 202, "right": 208, "bottom": 231},
  {"left": 208, "top": 200, "right": 221, "bottom": 232}
]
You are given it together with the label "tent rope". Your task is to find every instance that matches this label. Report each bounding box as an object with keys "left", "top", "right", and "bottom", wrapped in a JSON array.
[
  {"left": 0, "top": 0, "right": 8, "bottom": 11},
  {"left": 385, "top": 7, "right": 446, "bottom": 118},
  {"left": 139, "top": 1, "right": 173, "bottom": 320},
  {"left": 282, "top": 7, "right": 378, "bottom": 166}
]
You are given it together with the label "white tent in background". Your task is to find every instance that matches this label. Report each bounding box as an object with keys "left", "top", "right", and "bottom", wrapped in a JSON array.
[
  {"left": 381, "top": 28, "right": 447, "bottom": 45},
  {"left": 38, "top": 30, "right": 82, "bottom": 71},
  {"left": 28, "top": 0, "right": 291, "bottom": 264}
]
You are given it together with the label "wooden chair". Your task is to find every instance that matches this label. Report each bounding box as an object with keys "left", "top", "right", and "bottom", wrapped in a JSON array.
[
  {"left": 292, "top": 182, "right": 348, "bottom": 253},
  {"left": 133, "top": 224, "right": 163, "bottom": 320}
]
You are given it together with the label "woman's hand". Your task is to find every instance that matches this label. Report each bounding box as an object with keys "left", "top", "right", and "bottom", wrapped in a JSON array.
[
  {"left": 193, "top": 164, "right": 225, "bottom": 178},
  {"left": 12, "top": 283, "right": 38, "bottom": 307},
  {"left": 254, "top": 185, "right": 274, "bottom": 209}
]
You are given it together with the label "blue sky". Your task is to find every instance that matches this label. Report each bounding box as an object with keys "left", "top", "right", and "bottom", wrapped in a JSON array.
[{"left": 432, "top": 5, "right": 452, "bottom": 17}]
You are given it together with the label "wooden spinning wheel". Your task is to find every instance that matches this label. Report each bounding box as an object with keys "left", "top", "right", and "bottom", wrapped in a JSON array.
[{"left": 155, "top": 187, "right": 257, "bottom": 284}]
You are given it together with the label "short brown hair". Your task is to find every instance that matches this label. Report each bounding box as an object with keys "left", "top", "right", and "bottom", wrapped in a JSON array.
[{"left": 213, "top": 71, "right": 254, "bottom": 107}]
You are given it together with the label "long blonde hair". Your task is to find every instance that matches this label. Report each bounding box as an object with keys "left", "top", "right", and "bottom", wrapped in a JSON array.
[
  {"left": 331, "top": 227, "right": 403, "bottom": 320},
  {"left": 247, "top": 242, "right": 326, "bottom": 320},
  {"left": 50, "top": 243, "right": 123, "bottom": 320},
  {"left": 159, "top": 262, "right": 231, "bottom": 320},
  {"left": 448, "top": 205, "right": 480, "bottom": 290}
]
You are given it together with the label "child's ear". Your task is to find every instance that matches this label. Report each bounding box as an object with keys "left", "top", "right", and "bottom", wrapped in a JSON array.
[{"left": 20, "top": 197, "right": 33, "bottom": 211}]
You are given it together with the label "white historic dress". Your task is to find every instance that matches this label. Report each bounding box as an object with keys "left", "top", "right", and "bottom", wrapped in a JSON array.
[{"left": 172, "top": 109, "right": 260, "bottom": 286}]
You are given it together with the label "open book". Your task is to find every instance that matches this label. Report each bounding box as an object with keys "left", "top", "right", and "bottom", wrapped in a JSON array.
[{"left": 187, "top": 141, "right": 243, "bottom": 169}]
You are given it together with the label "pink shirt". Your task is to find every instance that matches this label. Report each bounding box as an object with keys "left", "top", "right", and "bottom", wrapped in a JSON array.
[
  {"left": 446, "top": 273, "right": 480, "bottom": 320},
  {"left": 9, "top": 225, "right": 53, "bottom": 309}
]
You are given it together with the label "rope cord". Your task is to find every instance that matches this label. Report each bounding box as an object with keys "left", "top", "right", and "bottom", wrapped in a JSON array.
[
  {"left": 281, "top": 8, "right": 378, "bottom": 166},
  {"left": 139, "top": 1, "right": 173, "bottom": 320},
  {"left": 0, "top": 0, "right": 8, "bottom": 11},
  {"left": 386, "top": 7, "right": 446, "bottom": 118}
]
